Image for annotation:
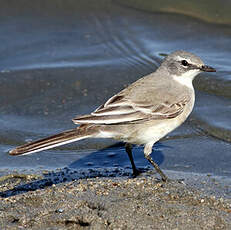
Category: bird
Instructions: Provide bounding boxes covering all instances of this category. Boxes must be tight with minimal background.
[9,50,216,181]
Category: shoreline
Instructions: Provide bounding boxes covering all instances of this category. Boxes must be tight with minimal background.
[0,168,231,229]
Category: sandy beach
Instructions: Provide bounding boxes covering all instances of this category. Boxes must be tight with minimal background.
[0,169,230,229]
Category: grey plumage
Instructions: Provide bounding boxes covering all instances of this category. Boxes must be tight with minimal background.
[9,50,216,181]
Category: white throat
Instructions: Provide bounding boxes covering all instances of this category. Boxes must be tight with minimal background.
[173,69,200,88]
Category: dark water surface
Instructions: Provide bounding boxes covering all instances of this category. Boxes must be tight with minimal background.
[0,0,230,178]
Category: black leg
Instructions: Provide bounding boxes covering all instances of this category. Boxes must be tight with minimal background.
[125,143,141,177]
[144,154,168,182]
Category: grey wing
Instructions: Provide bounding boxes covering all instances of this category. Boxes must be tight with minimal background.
[72,93,190,125]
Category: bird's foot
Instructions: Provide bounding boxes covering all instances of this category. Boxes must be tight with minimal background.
[131,167,149,178]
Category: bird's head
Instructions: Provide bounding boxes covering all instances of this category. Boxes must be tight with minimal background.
[160,50,216,84]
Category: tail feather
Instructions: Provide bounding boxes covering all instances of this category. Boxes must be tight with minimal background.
[9,128,92,156]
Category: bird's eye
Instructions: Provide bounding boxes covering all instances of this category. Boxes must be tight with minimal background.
[181,60,189,66]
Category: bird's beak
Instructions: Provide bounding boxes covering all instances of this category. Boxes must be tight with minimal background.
[200,65,216,72]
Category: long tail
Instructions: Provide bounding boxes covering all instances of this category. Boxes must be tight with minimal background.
[9,126,94,156]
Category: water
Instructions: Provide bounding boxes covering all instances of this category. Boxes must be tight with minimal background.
[0,0,231,178]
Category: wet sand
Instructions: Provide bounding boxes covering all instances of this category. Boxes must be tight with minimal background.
[0,169,230,229]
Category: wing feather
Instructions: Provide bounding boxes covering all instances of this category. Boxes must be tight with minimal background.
[72,94,189,125]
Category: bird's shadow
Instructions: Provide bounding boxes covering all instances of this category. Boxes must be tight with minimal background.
[0,142,171,198]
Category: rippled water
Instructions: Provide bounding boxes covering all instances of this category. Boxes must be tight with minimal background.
[0,0,230,177]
